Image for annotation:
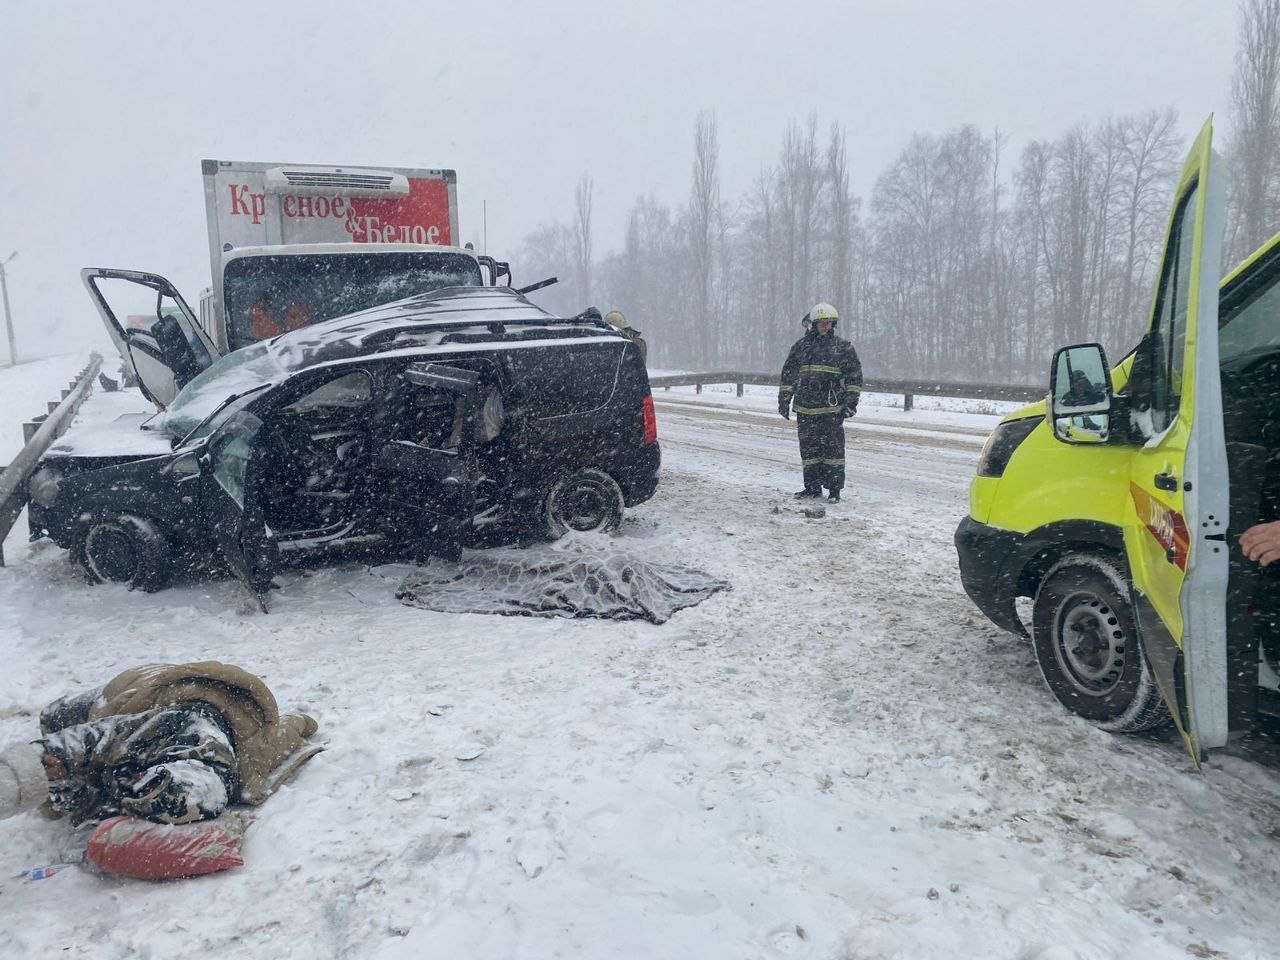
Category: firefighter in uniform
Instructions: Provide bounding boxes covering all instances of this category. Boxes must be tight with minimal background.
[777,303,863,502]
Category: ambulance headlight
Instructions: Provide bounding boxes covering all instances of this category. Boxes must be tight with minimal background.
[977,417,1039,478]
[28,467,62,507]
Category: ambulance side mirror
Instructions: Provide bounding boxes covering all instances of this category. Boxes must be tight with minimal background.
[1049,343,1112,445]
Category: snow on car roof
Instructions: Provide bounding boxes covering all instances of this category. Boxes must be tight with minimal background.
[290,285,563,334]
[156,287,625,438]
[266,285,618,371]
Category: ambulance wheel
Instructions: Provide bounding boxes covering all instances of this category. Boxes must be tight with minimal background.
[1030,555,1171,733]
[541,468,624,539]
[74,514,172,592]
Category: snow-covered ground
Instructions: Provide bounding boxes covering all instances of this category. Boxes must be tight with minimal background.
[1,368,1278,959]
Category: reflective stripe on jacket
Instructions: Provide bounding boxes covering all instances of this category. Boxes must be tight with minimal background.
[778,331,863,413]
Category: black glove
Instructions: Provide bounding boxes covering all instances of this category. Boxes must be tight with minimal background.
[778,395,791,419]
[843,397,858,419]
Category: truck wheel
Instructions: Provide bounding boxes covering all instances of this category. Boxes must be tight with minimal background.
[74,515,172,592]
[541,469,624,539]
[1031,555,1171,733]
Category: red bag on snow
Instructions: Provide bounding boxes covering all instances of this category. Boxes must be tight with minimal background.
[86,815,246,880]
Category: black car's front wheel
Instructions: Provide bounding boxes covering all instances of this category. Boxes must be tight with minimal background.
[541,468,624,539]
[1031,554,1170,733]
[74,514,172,592]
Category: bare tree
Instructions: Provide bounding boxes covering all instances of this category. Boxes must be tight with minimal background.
[1228,0,1280,264]
[986,128,1011,376]
[777,116,823,318]
[612,194,684,367]
[574,173,594,304]
[517,222,578,316]
[825,124,855,338]
[689,111,721,366]
[868,126,994,376]
[1115,110,1181,338]
[741,168,779,361]
[517,103,1189,382]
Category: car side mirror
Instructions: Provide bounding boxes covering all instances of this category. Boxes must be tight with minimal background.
[1049,343,1112,445]
[170,450,203,480]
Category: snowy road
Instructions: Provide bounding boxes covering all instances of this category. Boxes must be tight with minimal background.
[0,373,1278,959]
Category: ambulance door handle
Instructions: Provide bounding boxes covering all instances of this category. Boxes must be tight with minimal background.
[1153,472,1178,492]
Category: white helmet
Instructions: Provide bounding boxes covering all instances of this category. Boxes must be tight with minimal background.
[802,302,839,328]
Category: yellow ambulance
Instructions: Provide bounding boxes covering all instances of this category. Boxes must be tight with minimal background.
[955,117,1280,761]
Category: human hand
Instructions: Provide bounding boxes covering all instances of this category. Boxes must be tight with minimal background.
[843,398,858,419]
[1241,520,1280,567]
[778,396,790,420]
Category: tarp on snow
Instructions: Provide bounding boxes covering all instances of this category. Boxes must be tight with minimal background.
[396,543,730,624]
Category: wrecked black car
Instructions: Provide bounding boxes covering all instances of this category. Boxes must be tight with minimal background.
[28,281,660,607]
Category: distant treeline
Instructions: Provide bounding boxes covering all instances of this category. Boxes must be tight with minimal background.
[515,1,1280,384]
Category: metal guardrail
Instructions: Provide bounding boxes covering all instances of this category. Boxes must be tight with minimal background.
[648,372,1045,410]
[0,353,103,565]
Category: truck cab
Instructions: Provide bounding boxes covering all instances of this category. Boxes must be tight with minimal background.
[199,242,485,352]
[86,159,530,409]
[197,159,476,353]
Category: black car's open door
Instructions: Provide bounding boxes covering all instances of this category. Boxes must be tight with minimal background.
[82,268,221,409]
[375,363,481,563]
[200,410,276,611]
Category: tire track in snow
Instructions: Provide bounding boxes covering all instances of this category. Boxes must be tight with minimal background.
[655,392,996,435]
[646,397,1280,951]
[656,404,976,501]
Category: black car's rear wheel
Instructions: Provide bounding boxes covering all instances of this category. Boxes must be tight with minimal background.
[1031,555,1170,733]
[74,515,172,592]
[541,468,624,539]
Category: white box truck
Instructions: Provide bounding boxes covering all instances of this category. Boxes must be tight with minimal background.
[198,159,500,352]
[82,159,539,407]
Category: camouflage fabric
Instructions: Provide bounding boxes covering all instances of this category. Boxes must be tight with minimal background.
[88,663,320,805]
[40,703,235,826]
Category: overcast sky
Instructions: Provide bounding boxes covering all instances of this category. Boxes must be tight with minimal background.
[0,0,1239,359]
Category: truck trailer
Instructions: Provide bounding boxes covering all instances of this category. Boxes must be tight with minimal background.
[197,159,497,352]
[83,159,534,408]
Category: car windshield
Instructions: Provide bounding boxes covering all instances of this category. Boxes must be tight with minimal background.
[162,342,285,441]
[223,251,483,351]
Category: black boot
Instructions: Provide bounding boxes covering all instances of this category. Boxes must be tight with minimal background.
[827,489,841,503]
[794,488,822,499]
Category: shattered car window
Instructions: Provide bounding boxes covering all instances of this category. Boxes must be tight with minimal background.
[209,411,263,508]
[162,343,284,440]
[282,371,372,413]
[505,343,622,416]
